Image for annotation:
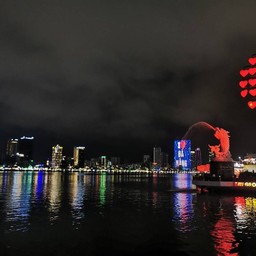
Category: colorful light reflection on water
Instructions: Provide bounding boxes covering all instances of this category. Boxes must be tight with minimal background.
[0,172,256,255]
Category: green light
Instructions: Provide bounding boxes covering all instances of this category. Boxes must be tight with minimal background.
[99,173,106,206]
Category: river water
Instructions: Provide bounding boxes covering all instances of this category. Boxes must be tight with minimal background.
[0,171,255,256]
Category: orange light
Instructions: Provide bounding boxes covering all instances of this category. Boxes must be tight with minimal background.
[197,164,210,172]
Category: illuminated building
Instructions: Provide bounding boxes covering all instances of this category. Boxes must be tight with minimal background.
[153,146,161,166]
[18,136,34,167]
[174,140,191,170]
[51,144,63,169]
[208,148,214,162]
[191,150,195,167]
[100,156,107,168]
[6,139,18,165]
[90,158,98,168]
[241,153,256,172]
[243,153,256,164]
[6,139,18,157]
[143,155,150,163]
[62,156,73,169]
[160,152,169,167]
[195,148,202,167]
[191,148,202,169]
[46,159,50,167]
[111,157,121,166]
[73,146,85,168]
[143,155,151,169]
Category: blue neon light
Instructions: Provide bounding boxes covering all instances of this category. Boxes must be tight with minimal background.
[174,140,191,170]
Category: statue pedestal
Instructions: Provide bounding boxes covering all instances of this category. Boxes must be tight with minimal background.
[210,160,234,181]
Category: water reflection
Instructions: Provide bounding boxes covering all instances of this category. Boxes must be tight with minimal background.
[5,172,33,232]
[172,174,194,233]
[48,172,62,221]
[211,205,238,256]
[0,171,9,193]
[70,173,85,223]
[33,171,44,205]
[99,173,106,207]
[2,172,256,255]
[173,173,192,190]
[235,196,256,235]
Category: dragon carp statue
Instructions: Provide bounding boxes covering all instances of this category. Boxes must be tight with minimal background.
[208,127,233,162]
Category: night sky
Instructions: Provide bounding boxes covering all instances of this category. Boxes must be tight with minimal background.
[0,0,256,164]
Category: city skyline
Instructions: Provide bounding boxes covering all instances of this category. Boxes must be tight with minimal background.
[1,134,171,166]
[0,132,250,168]
[2,2,256,256]
[0,1,256,164]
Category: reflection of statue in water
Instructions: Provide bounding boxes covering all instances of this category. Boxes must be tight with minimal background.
[209,127,232,161]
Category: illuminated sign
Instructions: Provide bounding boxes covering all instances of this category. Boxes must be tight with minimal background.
[239,54,256,109]
[234,181,256,187]
[76,146,85,150]
[174,140,191,169]
[20,136,34,140]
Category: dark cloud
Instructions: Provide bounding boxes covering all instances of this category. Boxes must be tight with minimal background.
[0,0,256,162]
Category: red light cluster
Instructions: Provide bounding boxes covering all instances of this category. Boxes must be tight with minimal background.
[239,55,256,109]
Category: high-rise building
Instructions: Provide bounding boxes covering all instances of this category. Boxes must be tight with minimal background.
[143,155,150,163]
[51,144,63,169]
[6,139,18,157]
[61,156,73,169]
[195,148,202,167]
[73,146,85,168]
[208,149,214,162]
[191,150,196,168]
[191,148,202,169]
[18,136,34,167]
[153,146,162,166]
[90,158,98,168]
[111,157,121,166]
[161,152,169,167]
[6,139,18,165]
[100,156,107,168]
[174,140,191,170]
[142,154,151,169]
